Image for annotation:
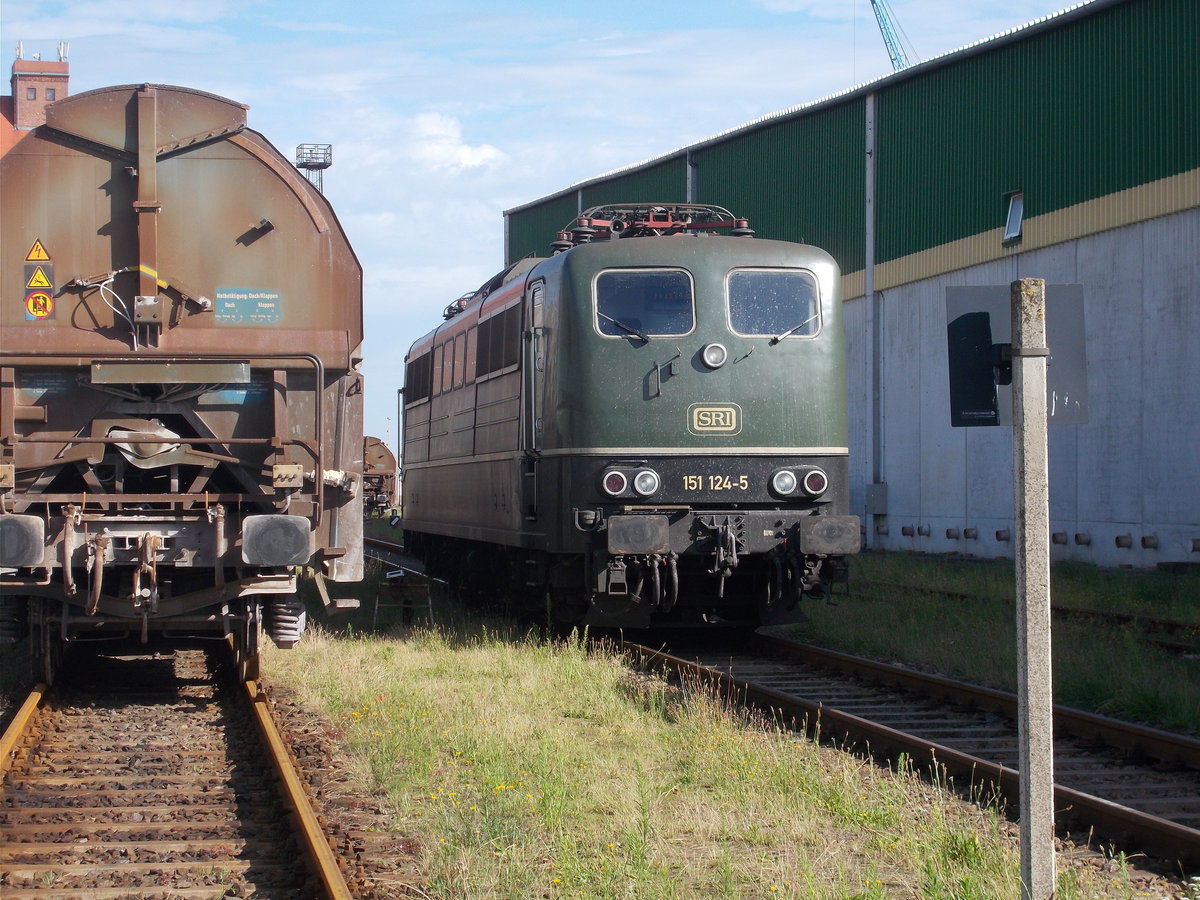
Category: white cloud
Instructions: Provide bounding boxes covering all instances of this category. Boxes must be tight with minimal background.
[408,113,506,172]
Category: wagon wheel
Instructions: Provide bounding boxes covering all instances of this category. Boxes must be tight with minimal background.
[228,597,261,683]
[28,598,64,686]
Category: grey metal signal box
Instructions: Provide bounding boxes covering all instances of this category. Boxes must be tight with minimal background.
[946,284,1088,427]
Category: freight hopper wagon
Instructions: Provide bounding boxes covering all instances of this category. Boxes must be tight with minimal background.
[363,435,399,515]
[401,205,860,628]
[0,85,365,681]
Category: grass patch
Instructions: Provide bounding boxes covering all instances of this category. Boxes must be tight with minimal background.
[262,622,1152,899]
[845,552,1200,623]
[771,552,1200,734]
[364,515,404,543]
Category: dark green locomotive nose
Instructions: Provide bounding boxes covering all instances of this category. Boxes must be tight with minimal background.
[548,237,847,456]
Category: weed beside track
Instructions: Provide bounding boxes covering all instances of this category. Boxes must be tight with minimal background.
[262,623,1190,899]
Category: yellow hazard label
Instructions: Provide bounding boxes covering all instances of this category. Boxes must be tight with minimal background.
[25,239,50,261]
[26,266,53,289]
[25,291,53,318]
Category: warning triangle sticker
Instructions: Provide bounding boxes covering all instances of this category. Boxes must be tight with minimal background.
[25,240,50,261]
[26,266,53,289]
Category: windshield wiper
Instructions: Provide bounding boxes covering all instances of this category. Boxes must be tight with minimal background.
[598,311,651,342]
[769,313,819,345]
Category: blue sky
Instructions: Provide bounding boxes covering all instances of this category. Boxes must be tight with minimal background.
[4,0,1077,448]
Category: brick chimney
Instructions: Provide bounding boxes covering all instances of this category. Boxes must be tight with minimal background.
[11,42,70,130]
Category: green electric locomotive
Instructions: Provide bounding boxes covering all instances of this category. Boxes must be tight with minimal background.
[401,204,859,627]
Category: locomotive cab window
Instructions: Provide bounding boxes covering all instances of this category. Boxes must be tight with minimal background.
[595,269,694,338]
[728,269,821,338]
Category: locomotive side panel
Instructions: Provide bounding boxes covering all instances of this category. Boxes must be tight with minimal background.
[402,341,433,466]
[401,296,527,545]
[402,457,524,547]
[474,372,521,455]
[402,373,524,546]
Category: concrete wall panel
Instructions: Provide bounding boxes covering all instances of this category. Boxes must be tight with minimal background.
[1072,225,1145,528]
[1139,212,1200,528]
[849,207,1200,567]
[879,283,924,518]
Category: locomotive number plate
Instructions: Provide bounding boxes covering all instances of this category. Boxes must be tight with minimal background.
[682,474,749,491]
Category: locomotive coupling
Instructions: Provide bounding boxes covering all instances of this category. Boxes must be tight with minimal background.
[574,509,602,530]
[594,552,679,614]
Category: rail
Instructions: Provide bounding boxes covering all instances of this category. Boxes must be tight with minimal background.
[0,683,44,776]
[0,647,356,898]
[623,633,1200,870]
[245,677,354,900]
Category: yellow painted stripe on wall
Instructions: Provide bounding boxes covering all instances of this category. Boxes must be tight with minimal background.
[842,168,1200,301]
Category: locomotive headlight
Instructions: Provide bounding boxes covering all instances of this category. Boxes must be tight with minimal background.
[701,342,728,369]
[799,467,829,498]
[771,469,799,496]
[602,470,628,497]
[632,469,661,497]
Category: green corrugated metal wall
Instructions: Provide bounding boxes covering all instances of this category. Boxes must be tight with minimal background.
[694,99,865,269]
[506,0,1198,272]
[581,158,688,212]
[507,193,578,261]
[506,159,689,262]
[876,0,1199,262]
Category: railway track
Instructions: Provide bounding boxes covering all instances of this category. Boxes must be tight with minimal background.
[363,536,440,587]
[0,643,354,900]
[627,631,1200,874]
[362,536,418,573]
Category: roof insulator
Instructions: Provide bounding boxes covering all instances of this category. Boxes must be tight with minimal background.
[571,220,598,243]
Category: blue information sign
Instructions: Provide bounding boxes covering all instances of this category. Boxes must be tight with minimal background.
[215,288,283,324]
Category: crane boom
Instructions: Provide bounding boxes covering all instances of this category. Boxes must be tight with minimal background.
[869,0,917,71]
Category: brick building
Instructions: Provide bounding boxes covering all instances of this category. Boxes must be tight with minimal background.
[1,44,69,156]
